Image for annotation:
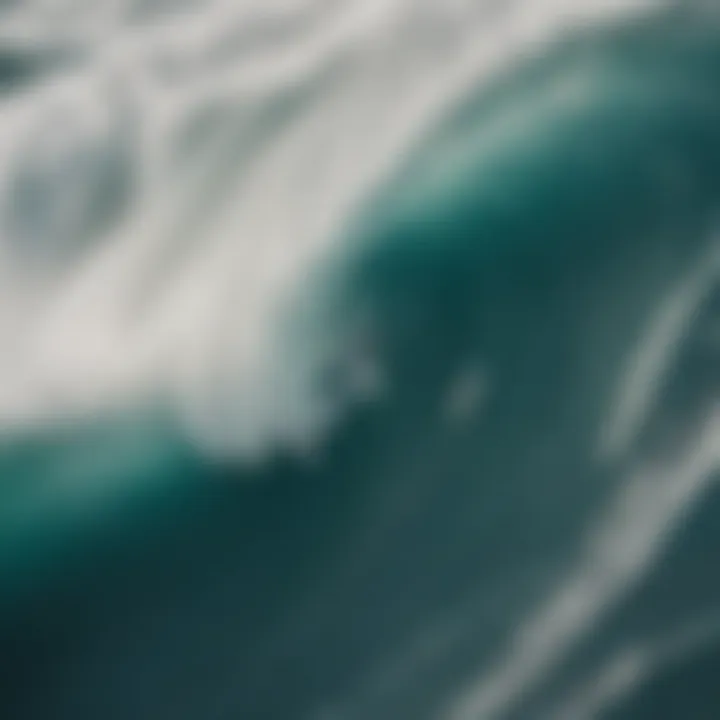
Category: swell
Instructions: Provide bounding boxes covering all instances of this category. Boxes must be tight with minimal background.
[4,6,720,720]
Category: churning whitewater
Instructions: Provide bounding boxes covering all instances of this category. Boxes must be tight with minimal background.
[0,0,655,456]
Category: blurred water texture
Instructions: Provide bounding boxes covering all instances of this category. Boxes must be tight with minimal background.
[3,2,720,719]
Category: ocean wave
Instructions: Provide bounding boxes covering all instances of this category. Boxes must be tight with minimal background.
[4,4,720,720]
[0,0,661,462]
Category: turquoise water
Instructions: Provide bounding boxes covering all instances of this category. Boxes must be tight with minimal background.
[3,4,720,719]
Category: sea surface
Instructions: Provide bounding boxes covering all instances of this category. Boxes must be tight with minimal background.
[2,2,720,719]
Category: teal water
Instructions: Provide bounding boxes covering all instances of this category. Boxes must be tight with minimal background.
[3,5,720,720]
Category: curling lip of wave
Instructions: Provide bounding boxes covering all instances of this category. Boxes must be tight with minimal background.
[0,0,658,459]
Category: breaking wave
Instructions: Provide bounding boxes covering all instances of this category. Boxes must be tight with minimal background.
[4,3,720,720]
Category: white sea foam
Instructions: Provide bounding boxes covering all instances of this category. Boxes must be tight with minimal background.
[0,0,662,460]
[600,242,720,459]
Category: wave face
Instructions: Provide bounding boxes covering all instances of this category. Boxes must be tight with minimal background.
[4,3,720,719]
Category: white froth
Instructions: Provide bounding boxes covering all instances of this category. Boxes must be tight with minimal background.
[0,0,661,459]
[600,242,720,459]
